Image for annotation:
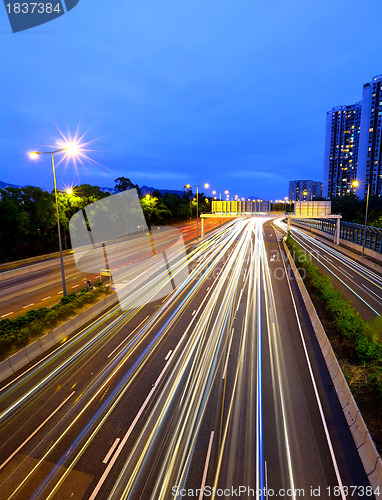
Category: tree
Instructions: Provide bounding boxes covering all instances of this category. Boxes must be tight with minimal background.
[114,177,141,196]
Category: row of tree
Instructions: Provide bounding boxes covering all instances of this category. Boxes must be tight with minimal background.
[0,178,209,262]
[1,179,380,263]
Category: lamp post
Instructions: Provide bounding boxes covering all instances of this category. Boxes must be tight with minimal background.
[185,183,209,239]
[30,148,68,296]
[352,180,370,256]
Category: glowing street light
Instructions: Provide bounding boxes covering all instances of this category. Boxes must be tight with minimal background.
[185,183,210,239]
[29,145,80,296]
[352,180,370,256]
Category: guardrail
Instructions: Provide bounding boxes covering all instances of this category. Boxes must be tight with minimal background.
[0,249,73,272]
[283,239,382,495]
[295,218,382,254]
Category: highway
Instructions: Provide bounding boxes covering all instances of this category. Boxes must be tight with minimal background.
[0,218,227,320]
[0,217,373,499]
[272,218,382,322]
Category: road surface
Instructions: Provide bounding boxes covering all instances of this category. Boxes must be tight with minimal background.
[0,217,374,499]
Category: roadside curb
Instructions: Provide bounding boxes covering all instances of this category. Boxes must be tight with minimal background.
[0,292,120,385]
[282,238,382,496]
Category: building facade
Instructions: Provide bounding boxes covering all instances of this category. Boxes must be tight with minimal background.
[323,75,382,199]
[356,75,382,198]
[323,102,362,198]
[289,180,322,201]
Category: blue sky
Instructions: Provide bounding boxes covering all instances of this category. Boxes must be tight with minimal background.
[1,0,382,199]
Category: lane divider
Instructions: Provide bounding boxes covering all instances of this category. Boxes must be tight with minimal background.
[198,431,214,500]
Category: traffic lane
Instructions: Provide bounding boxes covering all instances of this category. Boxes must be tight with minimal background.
[274,219,382,322]
[0,263,100,319]
[0,220,239,408]
[80,223,251,498]
[0,220,230,319]
[177,242,252,494]
[213,248,262,492]
[264,220,371,495]
[290,228,382,321]
[0,226,242,496]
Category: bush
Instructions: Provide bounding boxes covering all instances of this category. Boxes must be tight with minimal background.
[0,284,109,358]
[17,328,30,346]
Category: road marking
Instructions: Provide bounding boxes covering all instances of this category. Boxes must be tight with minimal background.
[338,267,353,279]
[165,350,172,361]
[0,391,75,471]
[361,283,382,303]
[199,431,214,500]
[71,284,80,289]
[236,288,244,312]
[22,303,34,309]
[58,291,64,294]
[107,315,150,359]
[192,309,196,316]
[206,287,210,291]
[42,296,51,301]
[222,329,234,380]
[102,438,120,464]
[1,312,14,318]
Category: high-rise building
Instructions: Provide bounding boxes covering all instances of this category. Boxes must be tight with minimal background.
[289,180,322,201]
[323,102,362,198]
[356,75,382,198]
[323,75,382,199]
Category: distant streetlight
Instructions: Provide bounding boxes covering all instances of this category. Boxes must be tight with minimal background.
[30,147,69,296]
[185,183,210,239]
[352,180,370,256]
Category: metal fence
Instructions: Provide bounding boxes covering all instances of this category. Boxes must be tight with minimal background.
[295,218,382,254]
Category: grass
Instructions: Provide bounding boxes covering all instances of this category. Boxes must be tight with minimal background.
[285,233,382,452]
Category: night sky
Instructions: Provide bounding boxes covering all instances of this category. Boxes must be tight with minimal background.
[1,0,382,200]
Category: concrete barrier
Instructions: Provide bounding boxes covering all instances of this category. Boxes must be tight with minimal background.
[39,333,56,352]
[9,350,30,374]
[25,340,44,362]
[0,358,14,381]
[52,325,68,343]
[283,239,382,493]
[0,254,74,282]
[358,434,382,476]
[369,458,382,499]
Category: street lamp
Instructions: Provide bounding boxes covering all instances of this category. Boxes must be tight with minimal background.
[30,147,69,296]
[352,180,370,256]
[185,183,210,239]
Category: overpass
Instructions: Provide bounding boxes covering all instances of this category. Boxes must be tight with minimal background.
[202,201,342,243]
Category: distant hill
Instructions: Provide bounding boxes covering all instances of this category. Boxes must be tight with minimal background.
[140,185,185,197]
[0,180,22,189]
[0,180,186,197]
